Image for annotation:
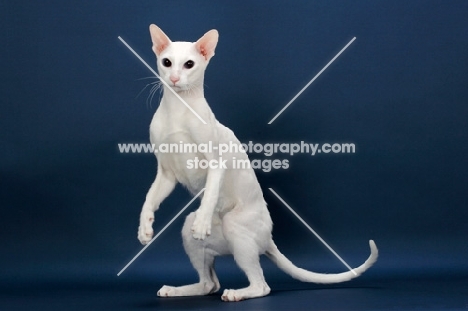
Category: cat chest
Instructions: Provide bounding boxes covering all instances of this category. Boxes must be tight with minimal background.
[152,131,209,192]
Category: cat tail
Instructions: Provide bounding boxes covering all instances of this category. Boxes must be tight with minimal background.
[265,240,378,284]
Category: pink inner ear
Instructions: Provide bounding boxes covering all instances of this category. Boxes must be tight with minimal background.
[200,47,208,59]
[156,43,169,55]
[150,25,171,55]
[195,30,218,60]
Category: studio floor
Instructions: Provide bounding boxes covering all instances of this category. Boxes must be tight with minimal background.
[2,276,467,310]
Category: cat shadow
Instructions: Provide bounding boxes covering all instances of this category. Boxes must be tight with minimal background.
[131,293,222,310]
[129,286,382,310]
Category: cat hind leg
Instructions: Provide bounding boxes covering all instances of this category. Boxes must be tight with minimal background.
[158,212,221,297]
[221,212,271,302]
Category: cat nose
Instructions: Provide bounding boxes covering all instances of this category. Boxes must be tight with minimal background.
[170,76,180,84]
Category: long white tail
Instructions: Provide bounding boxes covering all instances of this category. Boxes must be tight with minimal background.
[265,240,378,284]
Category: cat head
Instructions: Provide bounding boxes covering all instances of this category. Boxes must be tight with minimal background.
[149,24,218,93]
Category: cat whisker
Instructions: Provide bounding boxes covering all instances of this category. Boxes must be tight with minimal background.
[136,80,159,102]
[147,82,163,108]
[147,84,158,108]
[137,76,160,81]
[186,84,195,96]
[133,76,164,109]
[186,83,201,96]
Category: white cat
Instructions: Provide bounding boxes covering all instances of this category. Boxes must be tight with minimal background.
[137,24,378,302]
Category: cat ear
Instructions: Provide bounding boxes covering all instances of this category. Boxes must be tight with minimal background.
[149,24,171,56]
[195,29,218,61]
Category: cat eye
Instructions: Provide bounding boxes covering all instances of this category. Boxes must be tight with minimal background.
[184,60,194,69]
[162,58,172,67]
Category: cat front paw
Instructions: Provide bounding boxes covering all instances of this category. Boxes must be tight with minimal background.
[191,214,211,240]
[138,208,154,245]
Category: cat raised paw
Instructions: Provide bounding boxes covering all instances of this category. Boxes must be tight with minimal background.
[138,208,154,245]
[191,213,211,240]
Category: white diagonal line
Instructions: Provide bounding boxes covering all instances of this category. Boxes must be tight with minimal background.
[118,36,207,125]
[268,188,356,275]
[268,37,356,124]
[117,188,205,276]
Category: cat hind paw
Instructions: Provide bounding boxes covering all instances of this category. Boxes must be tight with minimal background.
[157,285,177,297]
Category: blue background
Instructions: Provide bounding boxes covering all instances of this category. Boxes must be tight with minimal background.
[2,0,467,309]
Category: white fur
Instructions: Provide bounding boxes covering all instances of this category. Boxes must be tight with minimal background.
[137,24,378,302]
